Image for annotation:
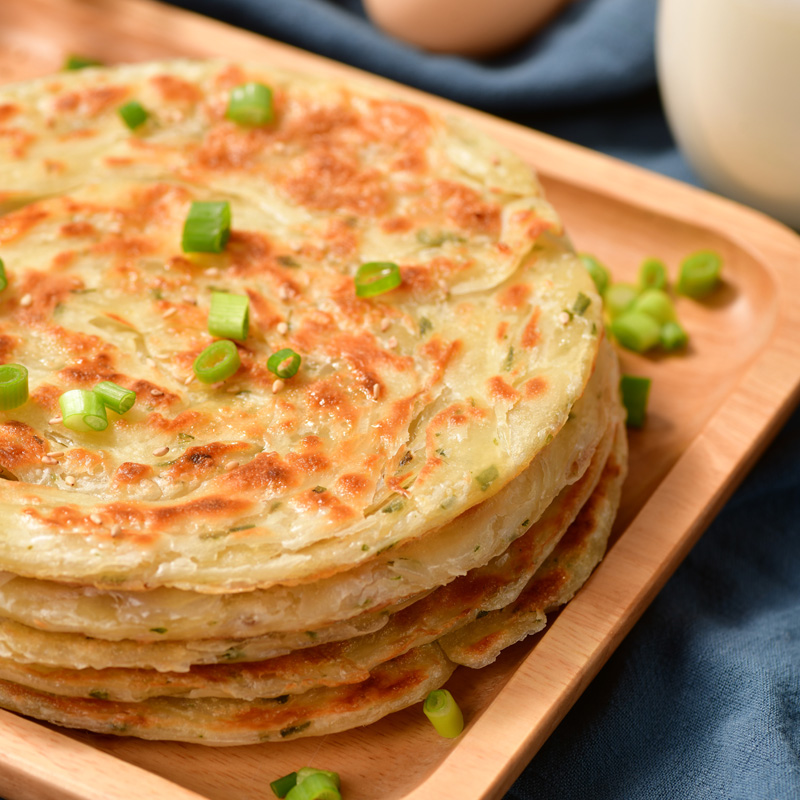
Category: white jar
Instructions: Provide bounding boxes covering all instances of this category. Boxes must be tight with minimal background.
[657,0,800,229]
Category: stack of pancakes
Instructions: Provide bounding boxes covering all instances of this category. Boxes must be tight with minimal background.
[0,60,626,744]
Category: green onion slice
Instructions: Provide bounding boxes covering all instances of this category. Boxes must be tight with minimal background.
[579,253,610,296]
[295,769,340,790]
[660,320,689,351]
[638,257,668,291]
[182,201,232,254]
[63,55,102,70]
[611,311,662,353]
[620,374,651,428]
[677,250,723,298]
[208,291,249,341]
[193,340,241,384]
[631,288,676,325]
[59,389,109,432]
[0,364,28,410]
[270,772,298,798]
[0,259,7,292]
[226,82,275,126]
[267,348,301,379]
[423,689,464,738]
[118,100,149,130]
[354,261,402,298]
[604,283,639,319]
[93,381,136,414]
[285,773,341,800]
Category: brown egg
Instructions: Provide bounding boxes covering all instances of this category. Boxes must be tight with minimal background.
[363,0,575,57]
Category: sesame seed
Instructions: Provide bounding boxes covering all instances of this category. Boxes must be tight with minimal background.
[387,336,398,349]
[380,318,391,331]
[48,416,63,426]
[19,294,33,307]
[64,475,76,486]
[146,358,157,369]
[226,385,240,394]
[559,311,571,325]
[438,280,449,293]
[184,374,195,386]
[372,383,380,399]
[150,388,164,397]
[210,381,225,390]
[152,446,169,457]
[90,514,103,525]
[48,451,65,459]
[272,379,285,394]
[204,267,220,277]
[276,322,289,335]
[162,307,178,318]
[224,460,239,471]
[41,455,58,466]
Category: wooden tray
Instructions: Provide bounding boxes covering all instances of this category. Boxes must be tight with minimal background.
[2,1,800,798]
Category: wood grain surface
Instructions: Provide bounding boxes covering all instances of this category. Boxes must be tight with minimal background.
[1,1,800,798]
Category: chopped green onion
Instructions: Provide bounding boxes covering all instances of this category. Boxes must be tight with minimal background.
[226,82,275,126]
[193,340,241,384]
[59,389,108,432]
[285,773,341,800]
[182,201,231,254]
[63,55,102,70]
[0,259,7,292]
[423,688,464,738]
[354,261,402,298]
[638,258,668,291]
[118,100,149,130]
[267,348,301,379]
[604,283,639,319]
[572,292,591,316]
[295,769,340,790]
[611,311,661,353]
[93,381,136,414]
[270,772,298,798]
[208,292,249,341]
[475,464,499,492]
[631,289,676,325]
[579,253,610,296]
[677,250,723,298]
[0,364,28,410]
[660,320,689,351]
[620,374,651,428]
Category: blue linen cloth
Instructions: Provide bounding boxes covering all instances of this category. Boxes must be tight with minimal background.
[162,1,800,797]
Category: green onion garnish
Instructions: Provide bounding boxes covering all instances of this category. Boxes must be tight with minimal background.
[631,288,676,325]
[0,364,28,410]
[226,82,275,126]
[660,320,689,351]
[63,55,102,70]
[285,772,341,800]
[610,311,661,353]
[354,262,402,298]
[208,292,249,341]
[118,100,149,130]
[604,283,639,319]
[620,374,651,428]
[59,389,108,432]
[267,348,301,379]
[0,259,7,292]
[270,772,298,798]
[572,292,591,316]
[193,340,241,384]
[677,250,722,298]
[295,770,341,790]
[638,258,668,291]
[579,253,610,296]
[423,689,464,738]
[181,201,231,254]
[93,381,136,414]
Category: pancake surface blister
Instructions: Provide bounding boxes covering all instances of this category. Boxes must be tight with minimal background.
[0,59,626,742]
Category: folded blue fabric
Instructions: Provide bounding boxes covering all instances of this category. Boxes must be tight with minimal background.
[164,1,800,796]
